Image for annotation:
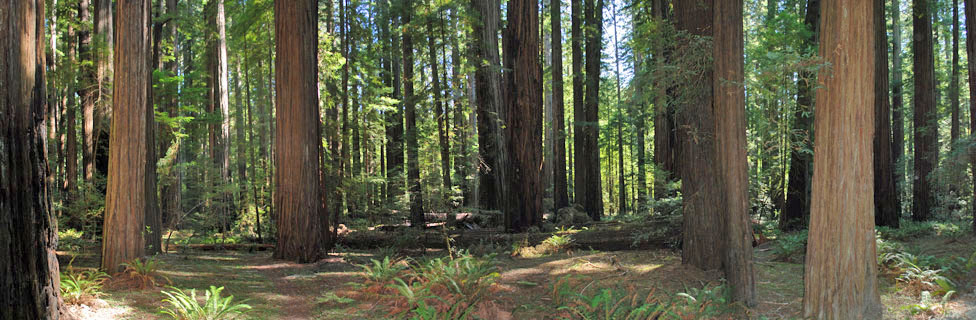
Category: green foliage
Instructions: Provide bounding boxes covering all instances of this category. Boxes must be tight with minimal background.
[772,230,807,262]
[901,290,954,317]
[556,287,666,320]
[359,256,407,284]
[57,229,88,252]
[159,286,252,320]
[669,283,734,318]
[60,267,110,305]
[889,252,956,297]
[386,252,500,319]
[120,256,171,289]
[542,233,575,252]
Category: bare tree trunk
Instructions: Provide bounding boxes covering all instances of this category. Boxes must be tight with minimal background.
[503,0,543,232]
[207,0,232,230]
[912,0,937,221]
[427,12,452,200]
[582,0,603,220]
[403,0,425,226]
[965,0,976,234]
[1,0,64,315]
[803,0,882,317]
[160,0,181,230]
[552,0,569,210]
[102,0,151,273]
[713,0,756,306]
[471,0,505,212]
[571,0,586,208]
[892,0,905,188]
[875,0,900,228]
[273,0,325,263]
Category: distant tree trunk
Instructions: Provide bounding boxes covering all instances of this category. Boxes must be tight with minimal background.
[273,0,325,263]
[80,0,98,183]
[403,0,425,226]
[582,0,603,220]
[892,0,905,185]
[102,0,151,273]
[207,0,232,230]
[674,0,725,272]
[471,0,505,212]
[571,0,586,208]
[427,14,452,198]
[243,49,261,242]
[713,0,756,306]
[951,0,961,148]
[552,0,569,210]
[160,0,181,229]
[652,1,676,202]
[610,0,626,214]
[1,0,64,316]
[234,63,248,228]
[782,0,819,231]
[803,0,883,317]
[383,0,404,205]
[912,0,937,221]
[965,0,976,234]
[449,10,469,207]
[875,0,900,228]
[502,0,543,232]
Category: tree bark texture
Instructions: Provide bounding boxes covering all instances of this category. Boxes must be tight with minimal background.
[102,0,152,273]
[208,0,233,230]
[965,0,976,234]
[503,0,543,232]
[471,0,505,212]
[403,0,425,226]
[571,0,586,207]
[0,0,64,316]
[892,0,905,181]
[713,0,757,306]
[803,0,883,317]
[552,0,569,210]
[582,0,603,220]
[273,0,325,263]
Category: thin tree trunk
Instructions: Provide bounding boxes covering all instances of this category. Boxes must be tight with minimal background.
[875,0,900,228]
[385,2,404,205]
[571,0,586,208]
[803,0,882,317]
[892,0,906,189]
[102,0,151,273]
[273,0,325,263]
[403,0,425,226]
[610,0,626,214]
[80,0,98,183]
[1,0,64,315]
[912,0,937,221]
[234,63,248,230]
[782,0,819,231]
[552,0,569,210]
[427,11,452,199]
[583,0,604,220]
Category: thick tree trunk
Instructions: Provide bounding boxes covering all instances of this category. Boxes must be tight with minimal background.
[782,0,819,231]
[552,0,569,210]
[1,0,64,316]
[912,0,937,221]
[471,0,505,212]
[966,0,976,234]
[403,0,425,226]
[273,0,325,263]
[674,0,725,272]
[502,0,543,232]
[875,0,900,228]
[582,0,603,221]
[803,0,882,317]
[102,0,152,273]
[713,0,756,306]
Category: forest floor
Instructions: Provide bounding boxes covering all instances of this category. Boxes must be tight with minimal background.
[58,227,976,319]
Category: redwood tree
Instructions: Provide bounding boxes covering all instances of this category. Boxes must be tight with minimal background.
[502,0,543,231]
[912,0,937,221]
[966,0,976,234]
[102,0,152,273]
[403,0,425,226]
[803,0,882,317]
[471,0,505,212]
[582,0,603,220]
[273,0,325,263]
[1,0,64,316]
[781,0,819,231]
[874,0,899,228]
[552,0,569,210]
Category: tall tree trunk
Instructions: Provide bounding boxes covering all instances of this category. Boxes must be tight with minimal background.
[951,0,961,147]
[714,0,756,306]
[449,10,469,207]
[80,0,98,183]
[912,0,937,221]
[471,0,505,212]
[243,48,261,242]
[582,0,603,220]
[207,0,232,230]
[273,0,325,263]
[503,0,543,231]
[781,0,820,231]
[803,0,883,317]
[652,1,676,202]
[427,12,452,199]
[102,0,152,273]
[1,0,64,316]
[403,0,425,226]
[674,0,724,272]
[610,0,626,214]
[892,0,905,188]
[875,0,900,228]
[571,0,586,208]
[552,0,569,210]
[234,63,248,229]
[385,2,404,205]
[965,0,976,234]
[160,0,181,229]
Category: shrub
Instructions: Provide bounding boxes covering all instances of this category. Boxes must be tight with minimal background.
[556,287,666,320]
[385,252,500,319]
[359,256,407,284]
[891,252,956,297]
[772,230,807,262]
[60,268,110,305]
[668,283,734,318]
[159,286,251,320]
[120,256,171,289]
